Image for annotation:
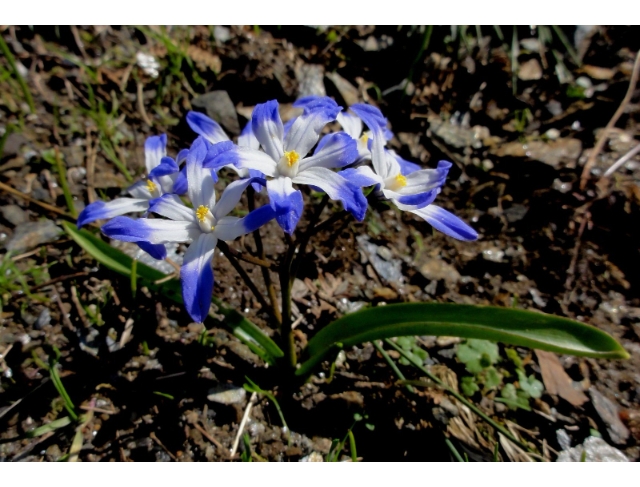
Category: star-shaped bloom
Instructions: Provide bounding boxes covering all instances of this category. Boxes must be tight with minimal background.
[186,110,263,190]
[340,104,478,241]
[101,137,276,323]
[76,134,187,258]
[203,98,366,234]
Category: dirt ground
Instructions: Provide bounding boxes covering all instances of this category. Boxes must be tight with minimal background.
[1,25,639,462]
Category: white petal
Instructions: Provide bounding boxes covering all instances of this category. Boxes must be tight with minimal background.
[299,132,358,171]
[251,100,284,161]
[228,147,278,176]
[126,180,152,199]
[284,105,338,156]
[144,134,167,174]
[77,198,149,227]
[102,217,200,244]
[148,194,197,223]
[337,111,363,140]
[187,137,216,209]
[212,178,255,220]
[410,205,478,241]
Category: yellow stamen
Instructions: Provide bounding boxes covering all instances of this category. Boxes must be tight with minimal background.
[146,179,157,193]
[196,205,209,223]
[360,133,369,145]
[283,150,300,167]
[395,174,407,187]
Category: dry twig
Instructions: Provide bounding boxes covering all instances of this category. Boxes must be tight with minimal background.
[230,391,258,459]
[580,50,640,189]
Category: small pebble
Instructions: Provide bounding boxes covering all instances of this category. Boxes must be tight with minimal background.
[207,384,246,405]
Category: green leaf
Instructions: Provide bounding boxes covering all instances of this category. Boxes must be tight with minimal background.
[61,222,283,361]
[517,370,544,399]
[461,376,479,396]
[496,383,531,411]
[456,342,481,364]
[296,303,628,377]
[505,347,523,369]
[484,366,503,390]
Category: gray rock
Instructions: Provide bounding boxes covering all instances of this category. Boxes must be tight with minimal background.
[482,247,505,263]
[557,436,628,462]
[518,58,543,81]
[490,138,582,168]
[5,220,62,253]
[34,308,51,330]
[192,91,240,135]
[1,132,28,158]
[325,72,359,106]
[207,384,246,405]
[504,204,528,223]
[357,235,402,283]
[419,257,460,284]
[590,388,630,445]
[299,452,323,462]
[556,429,572,451]
[213,26,231,43]
[295,64,326,98]
[0,205,29,226]
[428,116,490,150]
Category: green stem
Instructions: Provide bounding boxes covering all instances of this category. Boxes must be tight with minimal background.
[0,34,35,113]
[373,340,415,393]
[48,365,78,421]
[384,338,532,453]
[445,438,466,462]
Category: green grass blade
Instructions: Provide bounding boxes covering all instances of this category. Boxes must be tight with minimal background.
[244,376,291,445]
[53,148,78,218]
[297,303,628,377]
[61,221,283,360]
[0,34,35,113]
[551,25,582,67]
[27,416,73,438]
[130,258,137,299]
[445,438,466,462]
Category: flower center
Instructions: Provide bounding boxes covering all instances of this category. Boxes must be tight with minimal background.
[146,179,158,194]
[195,205,215,233]
[277,150,301,178]
[359,133,369,145]
[283,150,300,167]
[385,173,408,191]
[195,205,209,222]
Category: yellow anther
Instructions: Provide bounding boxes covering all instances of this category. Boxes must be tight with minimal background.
[360,133,369,145]
[283,150,300,167]
[146,179,157,193]
[196,205,209,223]
[395,174,407,187]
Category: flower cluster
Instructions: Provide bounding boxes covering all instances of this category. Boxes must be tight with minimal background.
[78,96,477,323]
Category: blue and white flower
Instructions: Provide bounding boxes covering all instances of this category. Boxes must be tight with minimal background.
[186,110,263,188]
[77,135,178,227]
[76,134,187,259]
[204,98,367,234]
[341,103,478,241]
[101,137,276,323]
